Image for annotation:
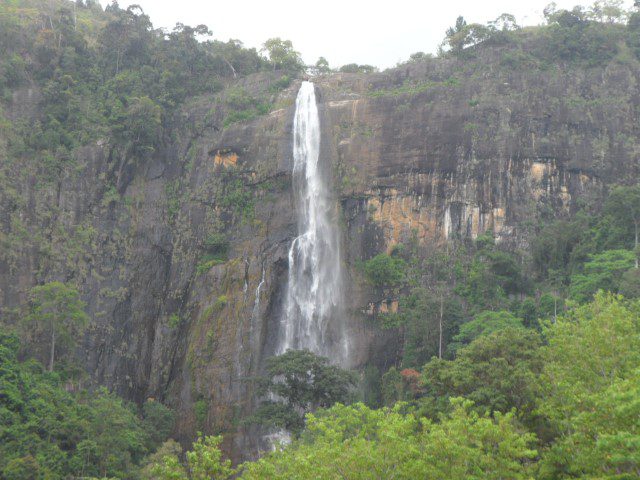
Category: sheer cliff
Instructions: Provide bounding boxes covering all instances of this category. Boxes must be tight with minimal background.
[2,46,640,457]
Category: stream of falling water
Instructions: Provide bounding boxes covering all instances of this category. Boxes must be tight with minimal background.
[252,265,265,325]
[276,81,346,360]
[263,81,347,450]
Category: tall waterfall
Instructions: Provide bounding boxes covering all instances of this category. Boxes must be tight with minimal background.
[277,81,347,361]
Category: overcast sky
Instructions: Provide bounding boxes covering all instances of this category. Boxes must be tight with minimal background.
[98,0,634,69]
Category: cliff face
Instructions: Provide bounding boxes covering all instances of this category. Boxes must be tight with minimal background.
[2,52,640,457]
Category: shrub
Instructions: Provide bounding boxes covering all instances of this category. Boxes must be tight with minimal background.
[364,253,406,288]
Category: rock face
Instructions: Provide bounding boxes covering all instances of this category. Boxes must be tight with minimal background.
[1,53,639,458]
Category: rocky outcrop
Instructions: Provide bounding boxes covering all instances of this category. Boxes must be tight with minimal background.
[1,51,639,459]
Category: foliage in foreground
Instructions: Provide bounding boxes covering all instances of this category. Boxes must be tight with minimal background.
[0,332,173,479]
[241,400,536,480]
[148,293,640,480]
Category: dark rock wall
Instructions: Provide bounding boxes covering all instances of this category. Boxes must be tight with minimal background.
[1,55,639,458]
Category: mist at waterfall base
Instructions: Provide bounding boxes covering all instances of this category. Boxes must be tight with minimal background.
[276,81,348,363]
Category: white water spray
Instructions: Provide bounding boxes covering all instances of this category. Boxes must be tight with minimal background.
[252,265,265,324]
[277,81,346,360]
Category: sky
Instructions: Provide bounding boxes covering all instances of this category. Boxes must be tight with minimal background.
[98,0,634,69]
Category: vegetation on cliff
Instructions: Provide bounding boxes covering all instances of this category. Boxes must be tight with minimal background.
[2,0,640,478]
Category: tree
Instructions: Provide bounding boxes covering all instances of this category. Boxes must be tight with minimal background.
[167,23,213,77]
[140,440,183,480]
[381,367,404,406]
[569,249,635,303]
[126,96,162,153]
[363,253,406,288]
[619,266,640,298]
[539,292,640,430]
[110,95,162,157]
[443,16,491,54]
[460,234,529,309]
[142,399,176,451]
[391,288,463,367]
[531,214,590,280]
[0,334,155,479]
[261,38,304,72]
[240,400,537,480]
[338,63,377,73]
[2,456,40,480]
[314,56,331,74]
[489,13,519,31]
[26,282,89,371]
[247,350,356,435]
[99,3,153,74]
[538,370,640,479]
[449,310,524,352]
[421,328,543,423]
[150,435,235,480]
[537,293,640,478]
[409,51,431,62]
[604,185,640,268]
[588,0,627,23]
[446,16,467,40]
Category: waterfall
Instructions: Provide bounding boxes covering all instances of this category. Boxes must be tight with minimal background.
[252,265,265,324]
[277,81,347,361]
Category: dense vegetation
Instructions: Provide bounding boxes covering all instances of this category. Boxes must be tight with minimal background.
[0,0,306,193]
[2,0,640,478]
[0,332,175,479]
[141,292,640,479]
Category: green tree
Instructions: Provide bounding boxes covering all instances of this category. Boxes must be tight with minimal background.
[314,56,331,74]
[363,253,406,288]
[393,288,463,366]
[26,282,89,372]
[531,214,590,280]
[142,399,176,451]
[186,435,234,480]
[261,38,304,72]
[538,369,640,479]
[0,333,155,479]
[2,456,40,480]
[421,327,543,422]
[111,95,162,157]
[539,292,640,424]
[455,234,528,311]
[444,16,492,54]
[248,350,356,435]
[619,266,640,298]
[338,63,377,73]
[537,293,640,478]
[569,249,635,302]
[241,400,536,480]
[449,310,524,352]
[140,439,183,480]
[381,366,404,406]
[149,435,236,480]
[445,15,468,53]
[151,435,235,480]
[604,185,640,267]
[99,3,154,75]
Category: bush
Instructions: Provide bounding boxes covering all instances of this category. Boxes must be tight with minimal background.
[569,249,635,303]
[0,334,162,479]
[364,253,406,288]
